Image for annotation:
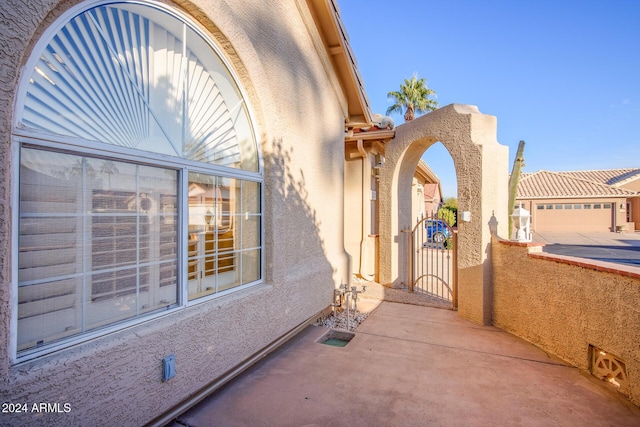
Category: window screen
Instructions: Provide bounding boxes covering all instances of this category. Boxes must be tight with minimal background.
[18,147,178,351]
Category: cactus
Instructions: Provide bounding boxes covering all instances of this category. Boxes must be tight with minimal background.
[508,141,526,238]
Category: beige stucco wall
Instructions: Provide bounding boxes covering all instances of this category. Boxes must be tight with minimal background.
[378,104,509,324]
[492,239,640,404]
[0,0,350,425]
[344,152,379,282]
[412,178,424,221]
[630,197,640,230]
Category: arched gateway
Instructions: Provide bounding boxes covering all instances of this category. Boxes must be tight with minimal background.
[378,104,509,325]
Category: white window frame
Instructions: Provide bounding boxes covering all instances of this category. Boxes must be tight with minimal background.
[11,0,264,363]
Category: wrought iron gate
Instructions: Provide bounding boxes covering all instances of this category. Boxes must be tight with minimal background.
[406,213,458,309]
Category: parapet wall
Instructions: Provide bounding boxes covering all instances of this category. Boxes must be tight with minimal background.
[492,238,640,404]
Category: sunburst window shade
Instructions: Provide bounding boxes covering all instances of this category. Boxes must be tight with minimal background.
[19,3,258,172]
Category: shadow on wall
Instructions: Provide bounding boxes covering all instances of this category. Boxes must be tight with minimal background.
[263,138,336,318]
[226,3,322,125]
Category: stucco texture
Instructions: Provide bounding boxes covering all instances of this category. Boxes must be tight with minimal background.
[377,104,509,324]
[0,0,350,425]
[493,239,640,404]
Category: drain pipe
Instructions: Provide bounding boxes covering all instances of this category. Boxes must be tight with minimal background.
[338,139,367,332]
[356,139,368,281]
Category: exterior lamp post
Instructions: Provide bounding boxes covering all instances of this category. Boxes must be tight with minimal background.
[204,209,213,232]
[511,203,531,242]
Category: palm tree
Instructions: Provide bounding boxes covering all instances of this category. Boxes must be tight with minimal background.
[386,74,438,122]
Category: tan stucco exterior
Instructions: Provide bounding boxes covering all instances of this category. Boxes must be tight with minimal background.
[378,104,509,325]
[344,147,381,282]
[0,1,356,424]
[493,239,640,404]
[518,197,629,233]
[343,140,441,284]
[5,0,635,424]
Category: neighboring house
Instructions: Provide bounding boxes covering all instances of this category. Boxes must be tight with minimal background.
[424,183,442,214]
[416,160,443,216]
[0,0,375,425]
[516,169,640,232]
[412,160,441,221]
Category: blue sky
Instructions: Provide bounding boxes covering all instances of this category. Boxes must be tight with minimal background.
[338,1,640,198]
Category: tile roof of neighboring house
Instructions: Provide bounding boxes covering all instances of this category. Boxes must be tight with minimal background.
[558,169,640,187]
[517,169,639,199]
[423,183,439,200]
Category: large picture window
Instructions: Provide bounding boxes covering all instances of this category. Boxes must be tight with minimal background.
[13,1,262,360]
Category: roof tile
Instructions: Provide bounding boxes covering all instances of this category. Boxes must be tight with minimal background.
[518,169,639,198]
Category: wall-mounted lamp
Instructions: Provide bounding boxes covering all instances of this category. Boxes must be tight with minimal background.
[372,156,385,180]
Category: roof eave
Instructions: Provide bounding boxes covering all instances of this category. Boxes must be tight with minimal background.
[306,0,373,128]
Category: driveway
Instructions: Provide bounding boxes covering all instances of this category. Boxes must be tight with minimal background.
[532,231,640,268]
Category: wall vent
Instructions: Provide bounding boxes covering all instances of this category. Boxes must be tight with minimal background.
[590,345,628,394]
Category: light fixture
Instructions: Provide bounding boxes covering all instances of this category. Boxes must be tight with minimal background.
[204,209,213,231]
[511,203,531,242]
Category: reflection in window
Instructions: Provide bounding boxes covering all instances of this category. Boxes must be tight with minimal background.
[187,173,261,300]
[18,148,178,351]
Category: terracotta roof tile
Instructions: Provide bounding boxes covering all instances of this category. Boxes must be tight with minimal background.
[518,170,639,199]
[557,169,640,187]
[423,183,439,199]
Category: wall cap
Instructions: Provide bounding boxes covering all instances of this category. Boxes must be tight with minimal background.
[529,252,640,279]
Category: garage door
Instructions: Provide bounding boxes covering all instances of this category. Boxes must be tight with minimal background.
[533,202,613,232]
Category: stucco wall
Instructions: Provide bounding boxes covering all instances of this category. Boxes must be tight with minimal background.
[631,197,640,230]
[0,0,349,425]
[378,104,509,325]
[492,238,640,404]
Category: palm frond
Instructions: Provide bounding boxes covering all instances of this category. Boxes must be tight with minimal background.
[386,74,438,121]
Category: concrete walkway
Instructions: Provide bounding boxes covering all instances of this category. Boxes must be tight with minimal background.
[171,301,640,426]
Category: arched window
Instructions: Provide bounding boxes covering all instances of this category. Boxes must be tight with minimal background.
[13,1,262,360]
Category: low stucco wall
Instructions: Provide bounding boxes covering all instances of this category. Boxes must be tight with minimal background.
[492,238,640,404]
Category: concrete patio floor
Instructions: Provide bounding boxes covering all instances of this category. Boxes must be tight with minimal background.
[169,300,640,426]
